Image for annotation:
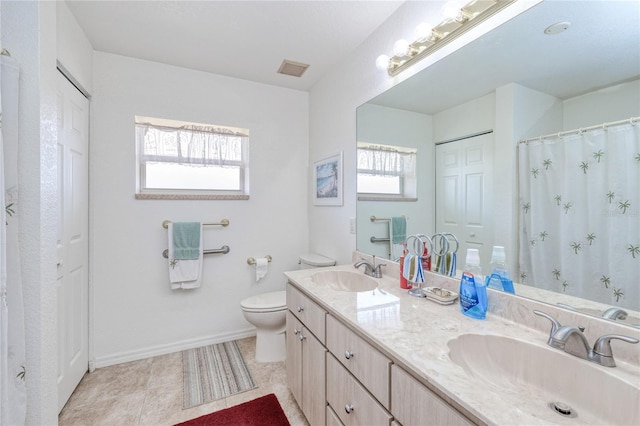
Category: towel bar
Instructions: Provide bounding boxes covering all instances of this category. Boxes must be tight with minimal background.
[370,215,390,222]
[370,215,408,222]
[162,219,229,229]
[162,245,230,259]
[370,236,390,243]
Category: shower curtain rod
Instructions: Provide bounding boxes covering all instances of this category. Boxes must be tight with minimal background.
[519,116,639,144]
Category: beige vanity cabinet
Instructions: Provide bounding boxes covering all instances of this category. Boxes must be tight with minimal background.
[391,365,473,426]
[326,314,391,407]
[287,281,475,426]
[326,405,344,426]
[327,354,393,426]
[286,284,327,426]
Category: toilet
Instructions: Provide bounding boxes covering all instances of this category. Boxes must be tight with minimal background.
[240,253,335,363]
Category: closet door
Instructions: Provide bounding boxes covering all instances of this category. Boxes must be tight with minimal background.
[435,132,494,266]
[56,71,89,412]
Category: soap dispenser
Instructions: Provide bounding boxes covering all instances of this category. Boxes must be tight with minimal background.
[485,246,515,294]
[459,248,487,319]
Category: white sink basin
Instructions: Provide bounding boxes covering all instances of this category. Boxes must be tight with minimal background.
[310,270,378,292]
[448,333,640,425]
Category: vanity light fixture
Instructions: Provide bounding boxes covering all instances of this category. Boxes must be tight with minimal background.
[377,0,516,76]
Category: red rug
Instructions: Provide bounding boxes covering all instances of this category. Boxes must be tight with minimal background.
[175,393,290,426]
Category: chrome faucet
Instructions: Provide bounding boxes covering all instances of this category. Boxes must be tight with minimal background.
[354,256,386,278]
[602,307,628,321]
[534,310,639,367]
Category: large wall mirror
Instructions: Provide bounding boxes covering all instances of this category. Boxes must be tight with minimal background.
[356,1,640,327]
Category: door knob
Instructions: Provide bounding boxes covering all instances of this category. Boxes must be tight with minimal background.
[344,350,354,359]
[345,404,354,414]
[297,306,304,313]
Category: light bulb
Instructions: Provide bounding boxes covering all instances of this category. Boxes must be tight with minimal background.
[414,23,434,41]
[375,54,390,70]
[393,39,410,56]
[441,0,462,20]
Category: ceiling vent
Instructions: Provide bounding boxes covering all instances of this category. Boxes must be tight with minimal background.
[277,60,309,78]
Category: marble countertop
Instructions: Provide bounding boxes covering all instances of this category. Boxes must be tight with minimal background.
[284,263,640,426]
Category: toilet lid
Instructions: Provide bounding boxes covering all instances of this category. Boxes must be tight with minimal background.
[240,290,287,312]
[299,253,336,267]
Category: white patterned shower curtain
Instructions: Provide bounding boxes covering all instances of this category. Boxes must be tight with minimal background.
[518,119,640,311]
[1,54,26,426]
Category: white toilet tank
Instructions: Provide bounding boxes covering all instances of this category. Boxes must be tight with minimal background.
[299,253,336,269]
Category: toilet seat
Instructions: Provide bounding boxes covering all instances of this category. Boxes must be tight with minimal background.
[240,290,287,313]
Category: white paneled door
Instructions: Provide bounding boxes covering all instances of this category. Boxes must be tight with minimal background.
[435,132,494,267]
[56,71,89,412]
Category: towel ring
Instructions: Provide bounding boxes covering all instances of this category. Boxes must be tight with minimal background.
[441,232,460,254]
[405,234,433,258]
[247,255,272,265]
[431,233,450,258]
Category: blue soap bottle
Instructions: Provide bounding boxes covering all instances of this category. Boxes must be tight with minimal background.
[485,246,515,294]
[459,248,487,319]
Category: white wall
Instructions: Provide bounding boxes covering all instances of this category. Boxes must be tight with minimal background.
[563,79,640,129]
[356,103,432,258]
[90,52,309,366]
[433,92,496,143]
[1,1,59,424]
[56,0,93,95]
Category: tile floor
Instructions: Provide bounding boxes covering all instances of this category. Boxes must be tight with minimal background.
[59,337,309,426]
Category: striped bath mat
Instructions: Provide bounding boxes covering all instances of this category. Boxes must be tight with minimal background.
[182,340,257,409]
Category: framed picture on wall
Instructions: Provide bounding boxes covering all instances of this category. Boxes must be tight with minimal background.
[313,151,343,206]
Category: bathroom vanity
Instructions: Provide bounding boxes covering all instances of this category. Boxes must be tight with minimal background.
[284,258,640,425]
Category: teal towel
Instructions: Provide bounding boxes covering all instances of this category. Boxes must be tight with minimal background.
[172,222,201,260]
[391,216,406,244]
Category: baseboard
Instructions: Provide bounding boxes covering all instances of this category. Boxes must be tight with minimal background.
[93,327,256,369]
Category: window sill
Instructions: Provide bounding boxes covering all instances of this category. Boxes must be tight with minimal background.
[135,193,249,200]
[357,196,418,202]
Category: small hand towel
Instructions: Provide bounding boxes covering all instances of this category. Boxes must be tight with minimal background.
[168,222,203,289]
[391,216,407,244]
[402,254,424,284]
[172,222,201,260]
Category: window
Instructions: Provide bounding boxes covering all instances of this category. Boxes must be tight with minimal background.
[357,142,417,200]
[135,116,249,200]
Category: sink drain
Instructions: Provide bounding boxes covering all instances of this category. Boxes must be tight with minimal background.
[549,401,577,418]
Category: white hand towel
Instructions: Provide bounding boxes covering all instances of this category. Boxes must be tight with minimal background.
[167,223,203,289]
[255,257,269,282]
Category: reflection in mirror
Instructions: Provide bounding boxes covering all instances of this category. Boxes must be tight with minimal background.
[356,1,640,326]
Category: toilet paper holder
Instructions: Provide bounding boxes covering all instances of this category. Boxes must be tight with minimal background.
[247,255,272,265]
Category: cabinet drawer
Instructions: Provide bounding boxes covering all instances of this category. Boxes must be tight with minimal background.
[327,405,345,426]
[287,283,326,343]
[391,365,473,426]
[326,314,391,407]
[327,354,392,426]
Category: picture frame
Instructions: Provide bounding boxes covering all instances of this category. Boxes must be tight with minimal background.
[313,151,343,206]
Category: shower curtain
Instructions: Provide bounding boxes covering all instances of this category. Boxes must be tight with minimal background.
[518,120,640,311]
[1,54,26,426]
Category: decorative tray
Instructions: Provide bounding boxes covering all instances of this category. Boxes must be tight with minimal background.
[424,286,458,305]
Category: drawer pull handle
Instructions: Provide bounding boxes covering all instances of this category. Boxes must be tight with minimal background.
[344,350,354,359]
[297,306,304,313]
[293,328,300,335]
[345,404,354,414]
[298,334,306,341]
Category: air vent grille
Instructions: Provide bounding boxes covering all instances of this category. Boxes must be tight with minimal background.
[277,60,309,78]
